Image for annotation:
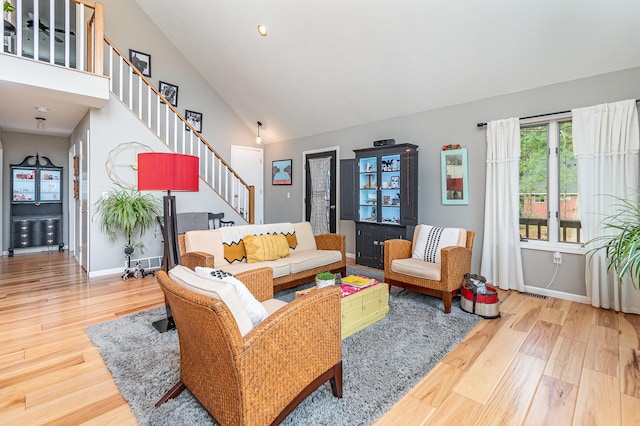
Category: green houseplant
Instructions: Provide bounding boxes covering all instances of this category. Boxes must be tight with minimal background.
[94,188,162,254]
[315,271,337,288]
[4,1,15,13]
[585,194,640,290]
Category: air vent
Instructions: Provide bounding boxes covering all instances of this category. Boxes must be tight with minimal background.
[520,291,547,299]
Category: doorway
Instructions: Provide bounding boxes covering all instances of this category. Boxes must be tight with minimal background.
[231,145,264,225]
[304,149,338,234]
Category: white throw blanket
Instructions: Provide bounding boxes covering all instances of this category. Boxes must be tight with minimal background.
[412,225,463,264]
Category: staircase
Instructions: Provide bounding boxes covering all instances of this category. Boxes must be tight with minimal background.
[2,0,254,224]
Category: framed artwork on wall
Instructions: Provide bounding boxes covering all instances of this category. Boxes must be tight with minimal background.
[272,159,292,185]
[185,110,202,133]
[159,81,178,107]
[129,49,151,77]
[441,148,469,205]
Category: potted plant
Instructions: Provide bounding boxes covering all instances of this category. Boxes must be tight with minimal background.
[315,271,337,288]
[585,194,640,290]
[94,188,162,259]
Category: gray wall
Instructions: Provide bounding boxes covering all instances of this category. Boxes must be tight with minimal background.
[264,66,640,297]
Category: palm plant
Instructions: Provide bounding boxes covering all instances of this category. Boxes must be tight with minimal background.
[4,2,15,13]
[94,188,162,254]
[585,193,640,290]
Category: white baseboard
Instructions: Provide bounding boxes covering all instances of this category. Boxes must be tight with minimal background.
[2,245,68,257]
[346,252,355,259]
[523,284,589,304]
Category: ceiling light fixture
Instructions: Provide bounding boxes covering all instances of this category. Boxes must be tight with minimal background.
[35,106,49,113]
[256,121,262,144]
[257,24,267,36]
[36,117,46,129]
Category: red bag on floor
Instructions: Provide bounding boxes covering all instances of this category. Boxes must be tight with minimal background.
[460,273,500,319]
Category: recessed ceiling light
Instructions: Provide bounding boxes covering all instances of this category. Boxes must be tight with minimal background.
[35,106,49,113]
[257,25,267,36]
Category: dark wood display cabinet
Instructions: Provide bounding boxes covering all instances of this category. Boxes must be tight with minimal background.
[341,143,418,269]
[9,154,64,257]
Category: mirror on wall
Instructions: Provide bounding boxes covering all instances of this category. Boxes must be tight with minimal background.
[441,148,468,205]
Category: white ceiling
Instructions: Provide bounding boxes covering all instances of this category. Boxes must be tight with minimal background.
[134,0,640,143]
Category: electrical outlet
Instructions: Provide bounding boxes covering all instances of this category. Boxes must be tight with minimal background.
[553,251,562,264]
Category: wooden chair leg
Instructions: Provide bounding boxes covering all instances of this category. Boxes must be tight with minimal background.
[155,381,186,407]
[330,361,343,398]
[442,291,453,314]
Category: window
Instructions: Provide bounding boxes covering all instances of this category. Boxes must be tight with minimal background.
[519,117,581,244]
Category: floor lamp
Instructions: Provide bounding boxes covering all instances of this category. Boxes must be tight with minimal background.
[138,152,199,332]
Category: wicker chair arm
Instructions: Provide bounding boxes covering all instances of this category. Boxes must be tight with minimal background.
[315,233,346,259]
[234,267,274,301]
[180,251,215,269]
[440,245,473,292]
[384,239,412,271]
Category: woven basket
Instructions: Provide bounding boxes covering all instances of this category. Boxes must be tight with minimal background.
[460,282,500,319]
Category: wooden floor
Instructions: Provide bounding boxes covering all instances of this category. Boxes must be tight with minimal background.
[1,253,639,425]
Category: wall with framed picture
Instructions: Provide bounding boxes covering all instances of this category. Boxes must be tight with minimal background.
[185,110,202,133]
[272,159,292,185]
[441,148,468,205]
[129,49,151,77]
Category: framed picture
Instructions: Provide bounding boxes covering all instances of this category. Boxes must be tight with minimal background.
[441,148,469,205]
[159,81,178,107]
[185,110,203,133]
[272,159,292,185]
[129,49,151,77]
[73,155,79,176]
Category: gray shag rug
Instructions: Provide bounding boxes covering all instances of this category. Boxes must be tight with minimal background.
[86,266,482,425]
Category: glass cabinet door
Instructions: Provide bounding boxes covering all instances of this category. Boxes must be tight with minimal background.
[358,156,378,222]
[39,169,62,202]
[12,168,36,202]
[380,153,401,224]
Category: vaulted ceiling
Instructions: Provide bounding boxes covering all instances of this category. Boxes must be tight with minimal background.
[134,0,640,143]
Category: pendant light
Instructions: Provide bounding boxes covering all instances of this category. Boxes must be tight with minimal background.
[256,121,262,144]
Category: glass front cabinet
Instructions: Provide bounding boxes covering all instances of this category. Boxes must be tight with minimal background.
[343,143,418,269]
[9,154,64,256]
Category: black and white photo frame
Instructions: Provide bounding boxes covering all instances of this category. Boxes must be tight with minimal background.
[185,110,203,133]
[129,49,151,77]
[159,81,179,107]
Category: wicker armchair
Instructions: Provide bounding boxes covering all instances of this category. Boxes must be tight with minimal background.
[155,267,343,426]
[384,226,475,313]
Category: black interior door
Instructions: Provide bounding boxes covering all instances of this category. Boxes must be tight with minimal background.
[305,150,337,233]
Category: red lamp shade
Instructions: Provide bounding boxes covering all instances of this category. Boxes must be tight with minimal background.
[137,153,199,191]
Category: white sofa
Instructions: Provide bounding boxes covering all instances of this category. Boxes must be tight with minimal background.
[178,222,346,292]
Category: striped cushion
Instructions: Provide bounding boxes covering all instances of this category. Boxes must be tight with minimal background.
[411,225,466,264]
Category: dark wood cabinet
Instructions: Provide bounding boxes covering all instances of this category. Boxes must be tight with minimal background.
[343,144,418,269]
[9,154,64,256]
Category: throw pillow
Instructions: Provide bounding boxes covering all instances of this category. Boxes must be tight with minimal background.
[168,265,254,336]
[412,225,465,263]
[195,267,269,326]
[243,234,291,263]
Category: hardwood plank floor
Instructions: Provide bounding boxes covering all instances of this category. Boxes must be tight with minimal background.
[1,252,640,425]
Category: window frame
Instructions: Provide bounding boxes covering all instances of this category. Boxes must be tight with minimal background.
[519,112,584,254]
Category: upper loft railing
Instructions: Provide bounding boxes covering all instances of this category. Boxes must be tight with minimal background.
[103,37,254,223]
[2,0,103,73]
[2,0,254,224]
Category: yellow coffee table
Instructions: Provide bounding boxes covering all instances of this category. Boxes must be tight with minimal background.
[296,282,389,339]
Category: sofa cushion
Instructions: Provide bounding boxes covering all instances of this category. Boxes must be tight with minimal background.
[195,267,268,326]
[216,257,292,278]
[219,223,298,264]
[288,249,342,274]
[411,225,466,264]
[291,222,317,253]
[391,258,442,281]
[168,265,254,336]
[244,234,291,263]
[262,298,288,315]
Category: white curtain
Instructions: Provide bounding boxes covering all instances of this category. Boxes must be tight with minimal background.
[572,99,640,313]
[480,118,525,291]
[308,157,330,235]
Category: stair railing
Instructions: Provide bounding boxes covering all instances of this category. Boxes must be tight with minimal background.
[103,37,254,224]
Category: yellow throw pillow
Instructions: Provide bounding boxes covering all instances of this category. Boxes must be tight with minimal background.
[244,234,291,263]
